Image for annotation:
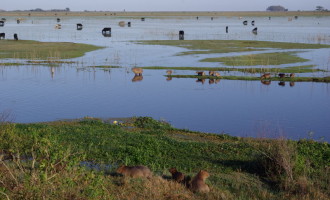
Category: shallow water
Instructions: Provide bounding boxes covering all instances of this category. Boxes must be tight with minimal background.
[0,15,330,141]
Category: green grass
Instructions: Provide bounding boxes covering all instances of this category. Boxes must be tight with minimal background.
[0,40,103,60]
[142,65,323,74]
[0,117,329,199]
[139,40,330,56]
[166,75,330,83]
[201,52,309,66]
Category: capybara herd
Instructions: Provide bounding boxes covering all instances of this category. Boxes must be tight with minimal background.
[117,165,210,193]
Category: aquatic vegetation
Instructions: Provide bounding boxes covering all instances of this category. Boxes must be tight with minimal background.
[201,52,309,66]
[0,40,103,60]
[166,74,330,83]
[140,40,330,56]
[143,65,323,74]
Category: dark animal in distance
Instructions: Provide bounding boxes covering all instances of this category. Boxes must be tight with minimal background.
[0,21,4,27]
[14,33,18,40]
[252,27,258,35]
[0,33,5,40]
[243,20,248,25]
[179,30,184,40]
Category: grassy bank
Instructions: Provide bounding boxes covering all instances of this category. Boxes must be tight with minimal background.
[0,117,329,199]
[0,40,103,60]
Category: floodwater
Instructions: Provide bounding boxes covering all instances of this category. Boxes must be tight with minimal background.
[0,15,330,141]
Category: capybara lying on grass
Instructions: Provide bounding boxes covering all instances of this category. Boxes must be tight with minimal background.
[116,165,152,178]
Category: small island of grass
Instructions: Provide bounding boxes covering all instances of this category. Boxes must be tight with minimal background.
[0,40,103,60]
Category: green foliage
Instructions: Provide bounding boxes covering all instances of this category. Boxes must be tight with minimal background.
[133,117,172,130]
[0,118,329,199]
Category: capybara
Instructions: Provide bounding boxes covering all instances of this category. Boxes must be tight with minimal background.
[196,71,205,76]
[290,73,295,78]
[190,170,210,193]
[166,70,173,75]
[169,167,185,183]
[278,73,285,78]
[132,67,143,76]
[116,165,152,178]
[261,73,271,79]
[214,72,221,77]
[208,71,215,76]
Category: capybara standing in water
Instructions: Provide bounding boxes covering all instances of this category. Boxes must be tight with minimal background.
[196,71,205,76]
[290,73,295,78]
[132,67,143,76]
[208,71,215,76]
[166,70,173,75]
[278,73,285,78]
[169,167,185,183]
[116,165,152,178]
[190,170,210,193]
[261,73,271,79]
[214,72,221,77]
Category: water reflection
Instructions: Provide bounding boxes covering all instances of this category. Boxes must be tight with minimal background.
[132,75,143,82]
[261,80,271,85]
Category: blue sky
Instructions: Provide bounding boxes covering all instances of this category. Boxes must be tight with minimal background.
[1,0,330,11]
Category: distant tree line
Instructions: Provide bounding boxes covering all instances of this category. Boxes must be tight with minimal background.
[0,8,71,12]
[266,5,288,12]
[316,6,328,11]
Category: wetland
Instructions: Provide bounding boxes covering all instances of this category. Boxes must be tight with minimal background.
[0,12,330,141]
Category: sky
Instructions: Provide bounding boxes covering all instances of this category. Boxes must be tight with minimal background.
[1,0,330,12]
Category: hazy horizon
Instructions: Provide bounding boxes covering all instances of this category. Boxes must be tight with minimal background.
[1,0,329,12]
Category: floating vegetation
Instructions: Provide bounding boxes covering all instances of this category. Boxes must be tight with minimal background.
[166,75,330,83]
[143,65,324,74]
[201,52,309,66]
[140,40,330,56]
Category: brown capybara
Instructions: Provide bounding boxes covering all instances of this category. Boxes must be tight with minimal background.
[261,73,271,79]
[290,73,295,78]
[169,167,185,183]
[132,67,143,76]
[278,73,285,78]
[196,71,205,76]
[166,70,173,75]
[116,165,152,178]
[214,72,221,77]
[209,71,215,76]
[190,170,210,193]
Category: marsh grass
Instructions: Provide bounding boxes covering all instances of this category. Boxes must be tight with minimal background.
[0,117,329,199]
[140,40,330,56]
[142,65,322,74]
[201,52,309,66]
[166,75,330,83]
[0,40,103,60]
